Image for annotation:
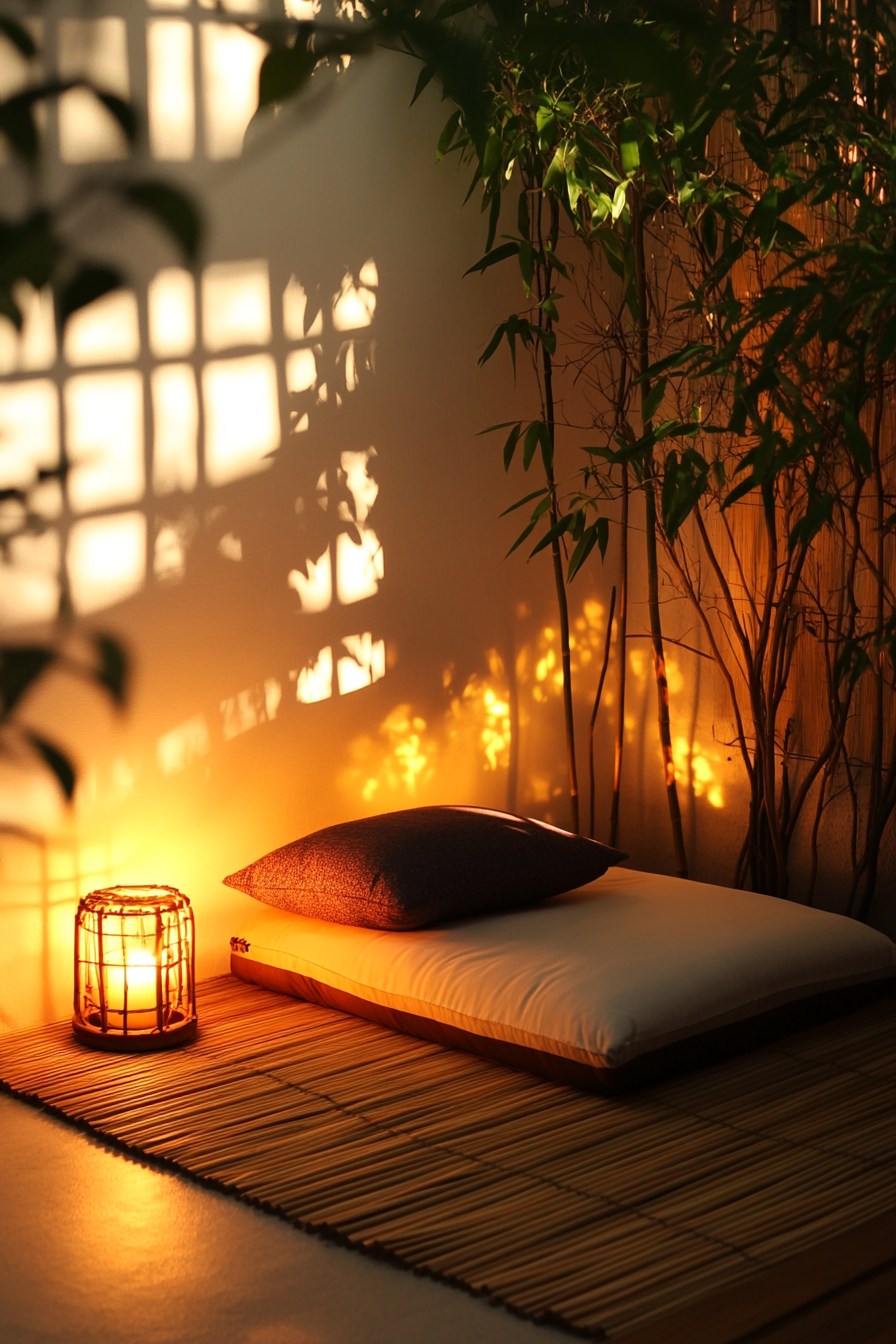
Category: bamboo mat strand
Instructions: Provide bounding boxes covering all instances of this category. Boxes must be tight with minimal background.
[1,974,894,1339]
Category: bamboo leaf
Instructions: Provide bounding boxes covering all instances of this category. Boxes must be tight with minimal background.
[464,240,519,277]
[410,64,435,106]
[436,109,462,160]
[505,515,540,558]
[789,492,834,551]
[529,513,573,559]
[641,378,667,425]
[620,117,640,177]
[842,410,871,474]
[502,422,522,470]
[500,487,548,517]
[522,420,542,470]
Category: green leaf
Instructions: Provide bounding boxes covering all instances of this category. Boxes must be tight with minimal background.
[463,240,519,277]
[505,515,540,558]
[477,421,518,435]
[410,64,435,106]
[661,448,709,542]
[484,187,501,252]
[123,182,202,261]
[502,422,522,471]
[437,109,462,160]
[479,321,507,368]
[842,410,871,474]
[789,492,834,551]
[482,130,502,182]
[645,343,711,379]
[835,642,872,691]
[522,420,542,471]
[567,517,609,581]
[529,513,573,559]
[641,378,667,426]
[721,474,757,511]
[57,265,122,327]
[751,187,780,256]
[541,293,560,322]
[610,181,629,221]
[500,487,548,517]
[27,732,76,800]
[620,118,640,178]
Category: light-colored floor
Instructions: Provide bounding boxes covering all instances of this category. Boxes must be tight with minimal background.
[0,1094,566,1344]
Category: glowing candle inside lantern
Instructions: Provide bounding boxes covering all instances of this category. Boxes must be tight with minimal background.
[107,948,159,1016]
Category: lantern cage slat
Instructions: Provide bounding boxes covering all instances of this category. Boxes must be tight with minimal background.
[73,885,198,1051]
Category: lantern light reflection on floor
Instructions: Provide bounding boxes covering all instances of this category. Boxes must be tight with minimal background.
[73,885,197,1050]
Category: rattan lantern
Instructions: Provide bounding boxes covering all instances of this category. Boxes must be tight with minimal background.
[73,885,197,1050]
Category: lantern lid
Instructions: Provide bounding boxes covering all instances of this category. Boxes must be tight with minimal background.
[78,885,191,916]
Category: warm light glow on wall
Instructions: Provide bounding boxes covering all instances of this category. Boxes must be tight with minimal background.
[202,354,279,485]
[200,23,267,160]
[283,276,324,339]
[358,704,432,801]
[157,714,211,775]
[0,379,58,489]
[202,260,272,351]
[64,291,140,367]
[67,512,146,615]
[0,531,60,626]
[332,272,377,331]
[65,372,144,512]
[147,19,195,160]
[152,364,199,494]
[288,549,332,612]
[337,448,383,604]
[674,735,725,809]
[221,678,282,741]
[295,646,333,705]
[148,268,196,358]
[336,531,384,605]
[57,18,130,163]
[154,517,191,583]
[285,347,318,393]
[338,632,386,694]
[0,286,56,373]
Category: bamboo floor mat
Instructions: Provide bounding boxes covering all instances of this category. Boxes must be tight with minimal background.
[2,975,895,1340]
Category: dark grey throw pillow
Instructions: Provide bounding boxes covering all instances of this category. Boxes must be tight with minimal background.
[223,805,627,930]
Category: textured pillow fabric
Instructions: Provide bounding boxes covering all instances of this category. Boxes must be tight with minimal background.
[223,805,627,930]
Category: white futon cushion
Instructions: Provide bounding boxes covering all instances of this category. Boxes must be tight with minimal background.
[229,867,896,1070]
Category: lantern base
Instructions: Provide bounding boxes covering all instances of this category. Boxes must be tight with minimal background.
[72,1011,198,1051]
